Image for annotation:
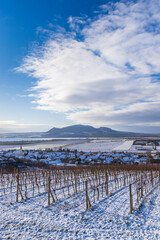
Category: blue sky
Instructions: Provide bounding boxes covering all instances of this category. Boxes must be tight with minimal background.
[0,0,160,133]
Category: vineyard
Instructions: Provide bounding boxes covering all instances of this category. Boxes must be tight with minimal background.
[1,164,160,239]
[1,165,160,212]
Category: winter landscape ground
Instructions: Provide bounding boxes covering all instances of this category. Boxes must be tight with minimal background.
[1,182,160,239]
[0,165,160,239]
[0,138,160,239]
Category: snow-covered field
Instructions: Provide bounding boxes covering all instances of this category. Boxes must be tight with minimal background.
[64,139,159,154]
[0,168,160,239]
[0,139,88,151]
[64,139,125,152]
[0,139,126,152]
[113,140,134,151]
[0,184,160,239]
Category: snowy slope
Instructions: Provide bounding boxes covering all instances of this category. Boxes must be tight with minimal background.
[0,179,160,239]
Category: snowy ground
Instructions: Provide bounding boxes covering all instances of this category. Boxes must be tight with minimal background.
[0,176,160,239]
[113,140,134,151]
[0,139,88,151]
[64,139,159,154]
[0,139,126,152]
[64,139,125,152]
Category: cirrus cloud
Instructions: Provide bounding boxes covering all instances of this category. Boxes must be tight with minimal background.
[16,0,160,132]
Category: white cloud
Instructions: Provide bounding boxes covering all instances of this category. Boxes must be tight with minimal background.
[16,0,160,132]
[68,101,160,126]
[67,15,88,31]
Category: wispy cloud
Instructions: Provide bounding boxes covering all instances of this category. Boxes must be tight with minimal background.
[16,0,160,132]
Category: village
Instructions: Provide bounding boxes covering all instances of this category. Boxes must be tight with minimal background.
[0,144,160,168]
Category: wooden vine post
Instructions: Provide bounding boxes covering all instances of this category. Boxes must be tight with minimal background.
[48,176,51,206]
[141,175,143,198]
[16,174,24,202]
[85,181,92,210]
[151,171,153,188]
[105,171,108,195]
[74,172,77,194]
[129,183,133,213]
[16,174,19,202]
[48,176,56,206]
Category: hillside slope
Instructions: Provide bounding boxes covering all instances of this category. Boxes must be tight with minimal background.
[42,124,144,138]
